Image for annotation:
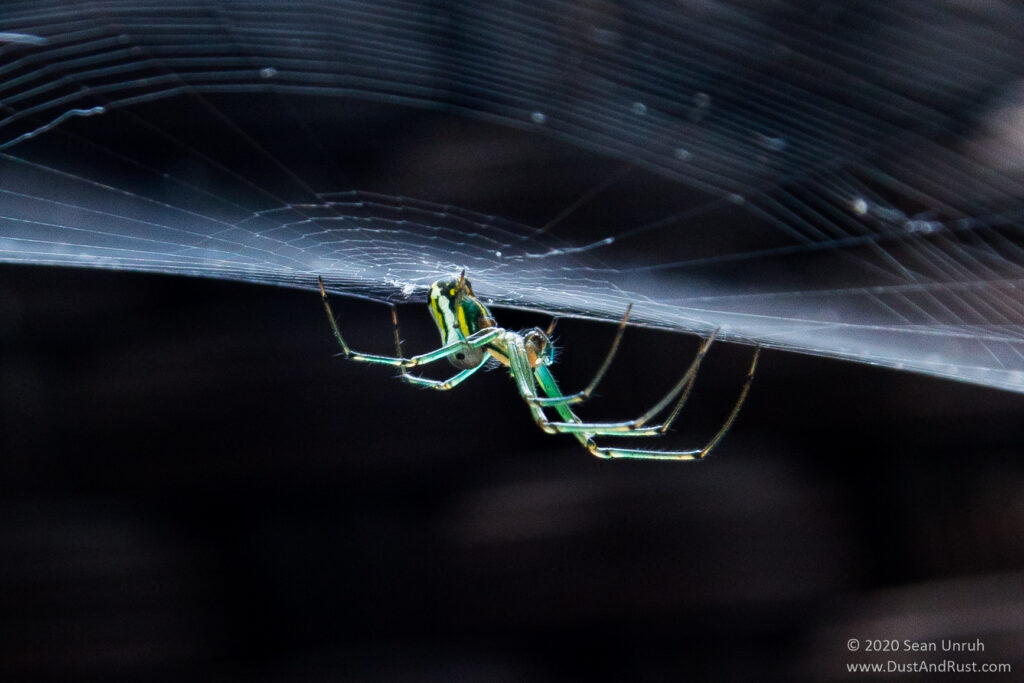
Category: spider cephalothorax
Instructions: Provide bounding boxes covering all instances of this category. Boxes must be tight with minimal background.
[522,327,554,369]
[318,271,759,460]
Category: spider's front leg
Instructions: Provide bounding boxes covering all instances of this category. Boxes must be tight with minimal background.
[585,345,760,461]
[526,304,633,408]
[500,334,582,437]
[528,331,719,438]
[508,325,760,461]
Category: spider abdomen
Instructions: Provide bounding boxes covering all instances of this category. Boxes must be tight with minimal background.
[448,345,487,369]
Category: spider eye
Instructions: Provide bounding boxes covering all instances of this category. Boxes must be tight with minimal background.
[455,352,465,360]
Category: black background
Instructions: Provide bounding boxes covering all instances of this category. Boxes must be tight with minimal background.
[2,261,1022,681]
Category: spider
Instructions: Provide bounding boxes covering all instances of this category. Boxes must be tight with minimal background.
[317,271,760,460]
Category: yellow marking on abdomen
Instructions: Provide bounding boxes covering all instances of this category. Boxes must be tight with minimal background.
[430,296,448,343]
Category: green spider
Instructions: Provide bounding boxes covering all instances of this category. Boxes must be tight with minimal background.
[317,271,759,460]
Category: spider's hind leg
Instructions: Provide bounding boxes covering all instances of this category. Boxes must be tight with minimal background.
[396,360,489,390]
[318,276,352,356]
[317,276,501,368]
[388,315,490,389]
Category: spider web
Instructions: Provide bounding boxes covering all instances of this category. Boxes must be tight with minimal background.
[0,1,1023,392]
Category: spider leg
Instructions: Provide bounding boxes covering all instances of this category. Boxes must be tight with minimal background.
[505,335,593,450]
[529,304,633,407]
[586,346,760,460]
[385,307,489,390]
[532,330,719,436]
[512,331,760,460]
[403,328,502,366]
[318,276,501,368]
[318,276,354,355]
[397,360,489,390]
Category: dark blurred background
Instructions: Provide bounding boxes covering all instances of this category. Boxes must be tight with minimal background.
[1,263,1022,681]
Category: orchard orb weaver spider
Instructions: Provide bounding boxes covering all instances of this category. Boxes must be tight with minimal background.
[317,271,760,460]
